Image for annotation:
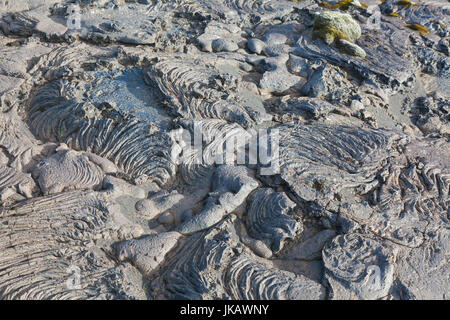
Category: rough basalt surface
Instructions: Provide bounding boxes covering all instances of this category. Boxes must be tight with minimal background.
[0,0,448,300]
[246,188,301,253]
[0,190,144,299]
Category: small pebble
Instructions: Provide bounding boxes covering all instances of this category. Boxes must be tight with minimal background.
[198,38,213,52]
[247,38,265,54]
[212,38,238,52]
[350,100,364,112]
[338,39,366,58]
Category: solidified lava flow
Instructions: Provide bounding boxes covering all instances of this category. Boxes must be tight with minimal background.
[0,0,448,300]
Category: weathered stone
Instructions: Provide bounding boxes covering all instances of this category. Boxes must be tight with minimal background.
[312,11,362,45]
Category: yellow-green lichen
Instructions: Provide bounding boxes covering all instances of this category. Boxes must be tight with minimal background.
[405,24,430,34]
[396,0,419,8]
[385,12,402,17]
[320,0,368,10]
[312,23,350,44]
[312,11,362,45]
[313,178,332,193]
[6,40,22,47]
